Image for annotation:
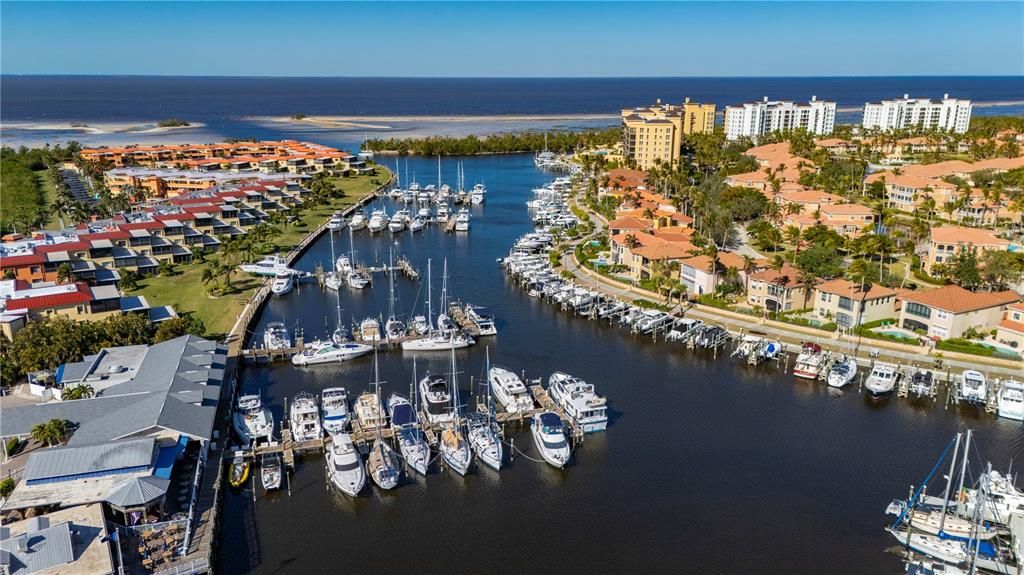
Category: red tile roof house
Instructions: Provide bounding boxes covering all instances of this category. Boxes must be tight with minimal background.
[995,302,1024,352]
[745,263,816,312]
[897,285,1020,340]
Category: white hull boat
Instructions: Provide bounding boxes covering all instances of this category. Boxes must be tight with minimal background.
[291,340,373,365]
[532,412,571,468]
[321,387,351,436]
[289,392,322,442]
[326,432,366,496]
[548,371,607,433]
[827,357,858,388]
[233,395,274,444]
[997,379,1024,421]
[488,366,533,413]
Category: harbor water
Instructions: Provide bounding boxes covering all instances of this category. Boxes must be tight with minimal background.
[219,153,1023,574]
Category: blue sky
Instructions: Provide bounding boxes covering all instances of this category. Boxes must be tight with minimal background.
[2,1,1021,77]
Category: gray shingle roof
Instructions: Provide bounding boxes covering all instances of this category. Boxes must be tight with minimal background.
[1,335,226,445]
[104,476,169,508]
[24,438,155,484]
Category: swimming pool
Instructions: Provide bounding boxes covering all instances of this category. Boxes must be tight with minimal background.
[873,329,918,341]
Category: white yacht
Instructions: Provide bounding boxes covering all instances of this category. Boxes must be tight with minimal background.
[417,206,431,218]
[864,362,899,397]
[547,371,607,433]
[488,366,533,413]
[240,255,292,277]
[321,387,350,436]
[997,379,1024,421]
[454,208,470,232]
[270,270,294,295]
[826,356,858,388]
[531,411,571,468]
[469,183,486,205]
[347,270,370,290]
[260,451,282,491]
[401,331,473,351]
[289,392,321,442]
[418,374,455,424]
[465,305,496,336]
[348,211,367,230]
[326,432,366,496]
[335,255,353,274]
[409,217,425,232]
[436,203,450,223]
[959,370,988,404]
[367,209,388,233]
[326,212,346,231]
[387,394,430,476]
[359,317,382,342]
[233,395,273,444]
[388,211,406,233]
[410,315,430,335]
[792,343,825,379]
[262,322,291,351]
[354,391,387,431]
[324,272,344,291]
[467,412,502,471]
[291,340,372,366]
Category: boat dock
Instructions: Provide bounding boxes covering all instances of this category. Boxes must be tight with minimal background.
[240,335,305,364]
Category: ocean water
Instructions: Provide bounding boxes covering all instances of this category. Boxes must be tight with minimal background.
[2,75,1022,149]
[218,154,1022,574]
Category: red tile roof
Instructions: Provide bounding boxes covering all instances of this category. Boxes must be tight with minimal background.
[899,285,1019,314]
[5,283,93,311]
[0,253,45,268]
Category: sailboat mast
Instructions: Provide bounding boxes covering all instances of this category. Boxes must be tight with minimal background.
[437,155,441,188]
[938,432,963,532]
[426,259,433,331]
[441,258,448,319]
[388,249,396,321]
[954,429,972,518]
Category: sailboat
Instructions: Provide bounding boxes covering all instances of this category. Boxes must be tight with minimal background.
[440,345,473,476]
[467,348,503,471]
[345,225,370,290]
[366,350,401,490]
[402,259,473,351]
[388,357,430,475]
[384,250,405,340]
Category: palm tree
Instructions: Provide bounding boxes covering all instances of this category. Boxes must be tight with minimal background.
[61,384,94,400]
[31,419,71,447]
[783,225,802,263]
[55,262,74,284]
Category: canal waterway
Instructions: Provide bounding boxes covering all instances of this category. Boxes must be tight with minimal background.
[219,153,1023,574]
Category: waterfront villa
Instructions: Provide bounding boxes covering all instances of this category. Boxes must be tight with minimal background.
[995,302,1024,351]
[745,263,814,312]
[923,226,1010,275]
[896,285,1020,340]
[811,279,897,330]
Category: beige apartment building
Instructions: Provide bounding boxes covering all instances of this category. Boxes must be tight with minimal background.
[923,226,1009,275]
[621,98,716,169]
[812,279,896,330]
[898,285,1019,340]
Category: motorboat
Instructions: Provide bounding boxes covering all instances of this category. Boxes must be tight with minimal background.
[489,366,533,413]
[436,203,450,223]
[335,255,353,274]
[324,272,344,291]
[367,438,401,490]
[289,391,321,442]
[864,362,899,397]
[440,424,472,476]
[410,217,425,232]
[348,211,368,230]
[547,371,607,433]
[470,183,486,205]
[827,356,858,388]
[367,209,388,233]
[417,206,431,218]
[260,450,282,491]
[321,387,350,436]
[388,211,406,233]
[959,370,988,404]
[454,208,470,232]
[262,322,291,350]
[385,318,406,341]
[531,412,571,468]
[326,212,346,231]
[347,270,370,290]
[401,331,473,351]
[997,379,1024,421]
[270,270,294,296]
[909,369,936,398]
[326,432,366,496]
[354,391,387,431]
[240,255,292,277]
[792,343,825,379]
[465,304,497,336]
[410,315,430,335]
[388,394,430,476]
[291,339,373,366]
[228,455,250,488]
[359,317,382,342]
[418,374,454,424]
[466,412,502,471]
[233,395,273,444]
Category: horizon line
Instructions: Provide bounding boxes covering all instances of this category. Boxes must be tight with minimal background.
[3,73,1023,80]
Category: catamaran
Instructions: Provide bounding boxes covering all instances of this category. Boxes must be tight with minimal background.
[289,391,321,442]
[262,321,291,350]
[321,387,350,436]
[489,365,533,413]
[547,371,607,433]
[826,356,858,388]
[531,412,571,468]
[326,432,366,496]
[233,394,274,444]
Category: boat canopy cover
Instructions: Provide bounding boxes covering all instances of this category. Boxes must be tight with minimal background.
[803,343,822,352]
[391,403,416,427]
[539,412,562,428]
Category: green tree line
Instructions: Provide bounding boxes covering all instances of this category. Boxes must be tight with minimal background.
[363,128,620,156]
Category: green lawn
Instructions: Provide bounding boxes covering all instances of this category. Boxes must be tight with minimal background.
[34,169,65,229]
[127,168,391,338]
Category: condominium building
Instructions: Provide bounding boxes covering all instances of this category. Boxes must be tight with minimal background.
[861,94,972,134]
[723,96,836,141]
[621,98,716,169]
